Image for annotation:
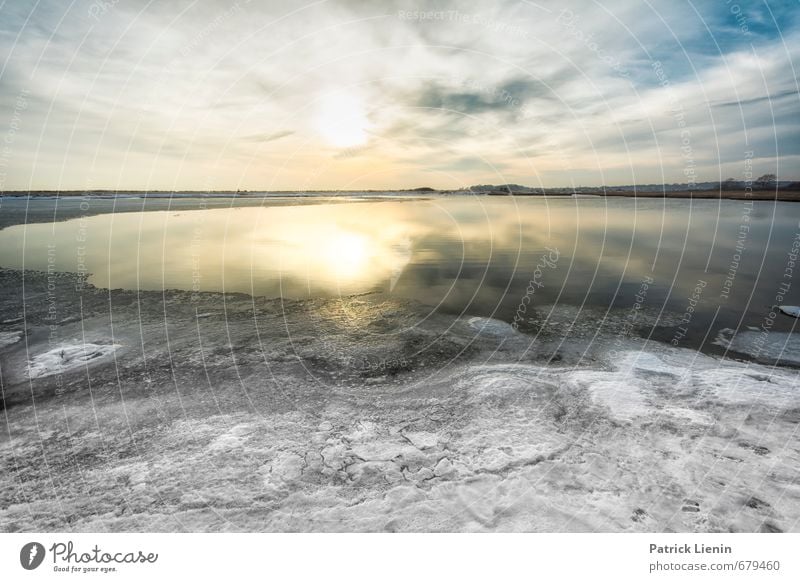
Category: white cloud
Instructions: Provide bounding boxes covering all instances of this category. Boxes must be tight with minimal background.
[0,0,797,189]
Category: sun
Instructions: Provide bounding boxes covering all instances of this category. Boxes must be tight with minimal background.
[314,92,369,148]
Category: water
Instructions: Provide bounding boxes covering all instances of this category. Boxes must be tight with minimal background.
[1,195,797,350]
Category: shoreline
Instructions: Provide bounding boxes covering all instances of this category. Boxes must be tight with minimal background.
[1,189,796,233]
[2,189,799,201]
[600,189,800,201]
[1,267,798,532]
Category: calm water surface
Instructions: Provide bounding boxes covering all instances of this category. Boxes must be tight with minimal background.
[1,196,797,349]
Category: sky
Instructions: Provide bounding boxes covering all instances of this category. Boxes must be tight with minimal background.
[0,0,798,191]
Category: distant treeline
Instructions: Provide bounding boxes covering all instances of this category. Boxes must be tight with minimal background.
[468,175,800,196]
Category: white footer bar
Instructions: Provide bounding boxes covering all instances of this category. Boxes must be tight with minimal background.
[2,533,797,581]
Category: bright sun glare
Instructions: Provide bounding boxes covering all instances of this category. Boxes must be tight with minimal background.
[324,231,370,279]
[314,92,369,148]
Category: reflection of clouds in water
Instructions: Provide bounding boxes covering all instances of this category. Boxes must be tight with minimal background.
[0,202,429,297]
[0,198,794,314]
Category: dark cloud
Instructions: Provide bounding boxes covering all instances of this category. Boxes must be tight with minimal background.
[413,76,555,117]
[415,83,511,114]
[711,89,800,108]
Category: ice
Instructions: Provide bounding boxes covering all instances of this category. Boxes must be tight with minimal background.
[265,451,305,485]
[26,342,120,379]
[565,350,686,420]
[466,316,519,338]
[208,424,254,452]
[712,328,735,348]
[575,375,650,421]
[433,457,456,478]
[779,305,800,318]
[656,406,715,427]
[403,431,439,449]
[714,328,800,366]
[2,283,799,533]
[0,331,22,349]
[619,351,683,377]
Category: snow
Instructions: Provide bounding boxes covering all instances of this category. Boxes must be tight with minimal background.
[576,376,650,421]
[26,343,120,379]
[779,305,800,318]
[714,328,800,366]
[265,451,305,486]
[466,316,519,338]
[620,351,684,377]
[1,285,798,533]
[565,350,689,421]
[457,364,556,405]
[0,331,22,349]
[403,431,439,449]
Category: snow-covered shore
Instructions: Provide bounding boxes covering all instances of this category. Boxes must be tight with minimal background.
[1,269,798,532]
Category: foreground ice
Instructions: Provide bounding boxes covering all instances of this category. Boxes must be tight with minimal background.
[1,271,798,532]
[0,331,22,349]
[779,306,800,318]
[714,328,800,366]
[26,343,120,379]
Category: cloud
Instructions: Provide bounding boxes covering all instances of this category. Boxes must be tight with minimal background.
[0,0,797,189]
[240,130,295,143]
[711,89,799,108]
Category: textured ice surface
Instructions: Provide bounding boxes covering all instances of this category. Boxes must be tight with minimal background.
[714,328,800,366]
[26,343,120,379]
[0,331,22,349]
[467,316,520,338]
[5,337,798,533]
[779,306,800,318]
[1,273,798,532]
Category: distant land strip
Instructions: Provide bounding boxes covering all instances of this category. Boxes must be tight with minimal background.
[2,186,799,201]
